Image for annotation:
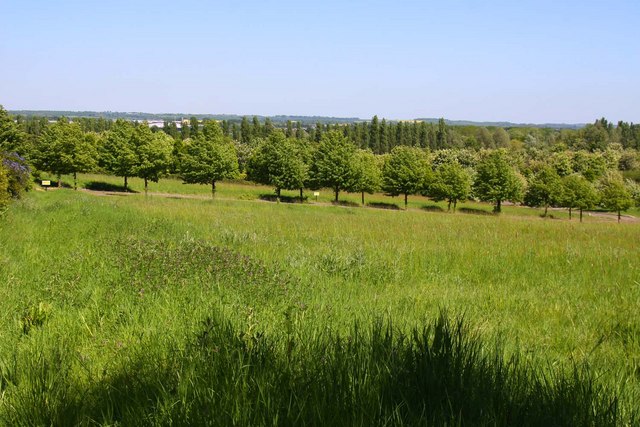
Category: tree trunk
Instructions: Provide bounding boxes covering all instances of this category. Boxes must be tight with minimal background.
[124,176,128,192]
[580,209,583,223]
[453,200,457,212]
[57,173,61,188]
[144,178,148,195]
[494,199,501,213]
[569,207,572,220]
[361,191,365,205]
[73,172,77,190]
[276,187,281,204]
[447,200,451,212]
[299,188,303,202]
[404,193,408,209]
[334,186,339,202]
[211,180,216,198]
[618,210,621,223]
[544,205,548,216]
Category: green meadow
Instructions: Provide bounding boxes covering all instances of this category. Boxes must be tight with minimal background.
[1,177,639,425]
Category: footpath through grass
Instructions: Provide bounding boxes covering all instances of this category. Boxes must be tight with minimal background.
[0,188,639,425]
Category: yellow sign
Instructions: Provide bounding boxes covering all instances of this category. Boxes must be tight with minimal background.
[42,180,51,186]
[313,191,320,196]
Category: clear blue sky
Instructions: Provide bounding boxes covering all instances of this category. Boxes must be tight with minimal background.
[1,0,639,123]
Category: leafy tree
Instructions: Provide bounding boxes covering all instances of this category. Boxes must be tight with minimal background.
[309,130,356,202]
[382,146,431,208]
[346,149,381,204]
[0,105,28,155]
[133,125,173,193]
[572,151,608,182]
[476,127,495,148]
[473,149,524,213]
[180,121,238,197]
[100,119,136,191]
[189,116,200,137]
[247,131,308,200]
[493,128,510,148]
[561,174,598,222]
[524,166,564,216]
[625,179,640,207]
[599,172,633,222]
[35,118,97,189]
[426,161,472,212]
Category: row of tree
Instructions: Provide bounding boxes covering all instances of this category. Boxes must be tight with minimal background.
[2,106,639,220]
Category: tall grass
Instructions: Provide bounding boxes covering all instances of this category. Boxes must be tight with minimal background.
[0,189,638,424]
[0,310,626,426]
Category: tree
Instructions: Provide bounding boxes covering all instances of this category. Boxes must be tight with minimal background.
[493,128,510,148]
[240,116,251,144]
[524,166,564,216]
[561,174,598,222]
[247,131,308,200]
[436,118,447,149]
[346,149,381,204]
[599,173,633,222]
[369,116,380,153]
[190,116,200,137]
[309,130,356,202]
[0,105,28,155]
[35,118,97,189]
[473,149,524,213]
[133,125,173,193]
[180,121,238,197]
[100,119,136,191]
[382,146,431,208]
[426,161,472,212]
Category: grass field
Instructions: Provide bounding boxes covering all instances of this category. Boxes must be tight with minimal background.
[1,176,639,425]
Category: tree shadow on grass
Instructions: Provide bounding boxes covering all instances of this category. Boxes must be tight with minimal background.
[458,207,495,216]
[368,202,401,210]
[259,194,306,203]
[421,204,445,212]
[84,181,138,193]
[332,200,360,208]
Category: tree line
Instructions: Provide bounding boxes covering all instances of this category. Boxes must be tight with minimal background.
[1,106,639,220]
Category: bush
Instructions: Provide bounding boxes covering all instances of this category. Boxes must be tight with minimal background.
[1,152,31,199]
[0,163,9,210]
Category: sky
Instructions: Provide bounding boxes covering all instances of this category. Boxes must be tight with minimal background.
[1,0,639,123]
